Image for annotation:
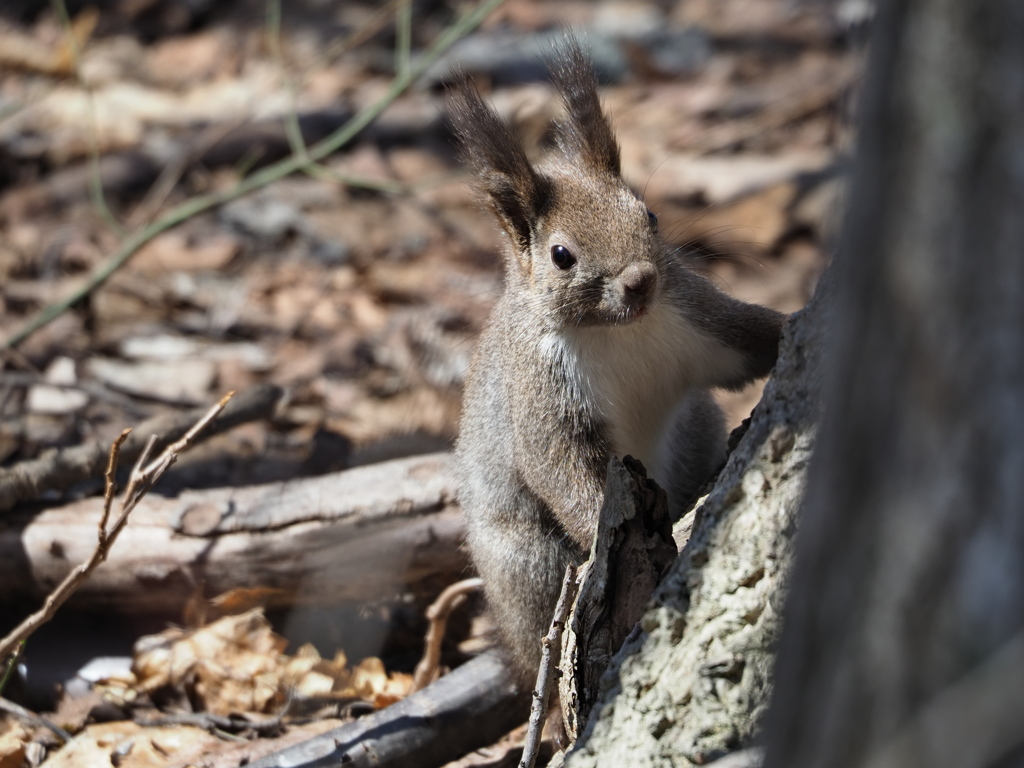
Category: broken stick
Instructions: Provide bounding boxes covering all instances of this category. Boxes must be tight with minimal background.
[0,393,232,658]
[412,577,483,692]
[520,564,578,768]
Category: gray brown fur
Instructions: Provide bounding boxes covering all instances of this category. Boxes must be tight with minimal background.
[450,41,785,683]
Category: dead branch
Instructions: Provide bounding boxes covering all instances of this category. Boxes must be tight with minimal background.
[135,705,289,737]
[245,651,529,768]
[0,452,464,613]
[0,696,73,744]
[0,635,23,692]
[412,577,484,691]
[0,383,282,513]
[0,394,231,659]
[521,565,578,768]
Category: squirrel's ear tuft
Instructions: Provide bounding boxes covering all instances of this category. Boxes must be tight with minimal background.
[550,38,620,176]
[447,75,550,261]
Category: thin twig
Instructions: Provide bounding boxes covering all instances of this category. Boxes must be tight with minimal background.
[520,565,579,768]
[50,0,125,237]
[2,0,506,352]
[316,0,404,68]
[0,641,24,696]
[0,394,233,659]
[0,696,73,743]
[301,163,410,195]
[96,427,128,537]
[120,433,157,514]
[266,0,308,163]
[412,577,483,691]
[396,0,413,78]
[135,702,289,736]
[269,1,407,195]
[126,115,249,230]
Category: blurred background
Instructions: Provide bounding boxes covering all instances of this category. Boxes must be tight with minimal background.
[0,0,862,748]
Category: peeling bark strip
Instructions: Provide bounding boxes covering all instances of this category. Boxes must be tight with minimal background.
[559,456,677,744]
[564,272,829,767]
[0,453,465,612]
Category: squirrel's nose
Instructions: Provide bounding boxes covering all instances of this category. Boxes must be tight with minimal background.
[620,262,658,301]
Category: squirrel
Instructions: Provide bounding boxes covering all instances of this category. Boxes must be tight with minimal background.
[449,41,785,684]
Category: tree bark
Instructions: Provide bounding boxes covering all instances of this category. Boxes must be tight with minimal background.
[562,268,829,765]
[764,0,1024,766]
[559,456,678,743]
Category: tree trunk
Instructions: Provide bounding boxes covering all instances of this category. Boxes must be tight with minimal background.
[764,0,1024,766]
[562,265,830,765]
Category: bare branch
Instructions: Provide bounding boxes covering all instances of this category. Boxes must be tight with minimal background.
[0,394,233,659]
[395,0,413,77]
[0,641,24,696]
[521,565,578,768]
[0,696,73,744]
[412,577,483,691]
[98,428,130,538]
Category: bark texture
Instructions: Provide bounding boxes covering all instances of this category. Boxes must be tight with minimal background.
[0,453,465,612]
[764,0,1024,766]
[563,270,828,766]
[559,456,678,743]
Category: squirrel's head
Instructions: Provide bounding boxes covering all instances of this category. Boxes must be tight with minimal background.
[448,40,662,328]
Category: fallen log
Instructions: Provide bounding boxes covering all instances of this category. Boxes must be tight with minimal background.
[0,452,466,613]
[245,651,528,768]
[0,383,284,513]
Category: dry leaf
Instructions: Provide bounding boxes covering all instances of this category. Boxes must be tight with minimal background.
[132,609,286,716]
[133,232,240,274]
[0,721,31,768]
[37,721,218,768]
[352,656,388,702]
[129,608,413,718]
[208,587,289,616]
[372,672,415,709]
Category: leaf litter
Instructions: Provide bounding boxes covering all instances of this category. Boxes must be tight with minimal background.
[0,0,861,764]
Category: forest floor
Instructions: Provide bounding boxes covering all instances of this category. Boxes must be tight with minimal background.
[0,0,859,765]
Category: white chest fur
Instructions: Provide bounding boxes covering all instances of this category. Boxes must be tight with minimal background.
[539,302,741,480]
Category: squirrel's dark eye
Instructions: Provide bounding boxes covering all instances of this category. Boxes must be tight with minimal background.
[551,244,576,270]
[647,210,659,232]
